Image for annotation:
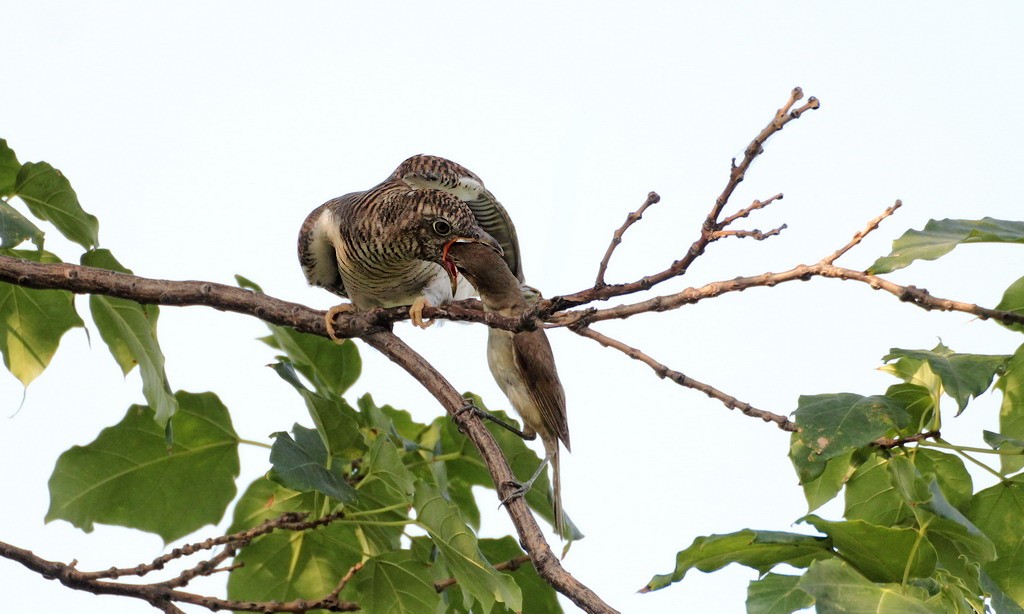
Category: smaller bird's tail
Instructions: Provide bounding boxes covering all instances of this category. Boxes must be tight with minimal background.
[551,444,564,539]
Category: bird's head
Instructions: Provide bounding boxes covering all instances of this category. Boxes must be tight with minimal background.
[403,190,503,294]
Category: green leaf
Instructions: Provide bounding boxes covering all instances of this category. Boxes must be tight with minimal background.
[271,362,364,459]
[355,551,439,613]
[269,424,357,504]
[82,248,178,425]
[967,477,1024,603]
[981,569,1024,614]
[886,383,937,435]
[884,345,1009,414]
[997,344,1024,474]
[347,436,416,556]
[228,477,316,533]
[14,161,99,249]
[996,276,1024,334]
[983,431,1024,476]
[795,393,908,459]
[359,394,425,447]
[746,573,814,614]
[802,515,937,582]
[868,218,1024,274]
[260,317,360,397]
[643,530,833,592]
[413,481,522,612]
[0,139,22,196]
[0,199,45,249]
[845,454,912,526]
[46,391,239,543]
[914,449,973,511]
[796,559,943,613]
[792,442,854,513]
[0,249,84,386]
[479,537,561,613]
[227,520,363,605]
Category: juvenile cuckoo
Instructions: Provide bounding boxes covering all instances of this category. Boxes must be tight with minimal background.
[443,241,570,537]
[298,155,517,331]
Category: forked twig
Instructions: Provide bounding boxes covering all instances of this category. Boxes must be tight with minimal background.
[595,191,661,287]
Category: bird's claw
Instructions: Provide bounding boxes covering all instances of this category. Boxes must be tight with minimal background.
[409,296,434,329]
[453,400,532,440]
[499,480,530,508]
[325,304,356,343]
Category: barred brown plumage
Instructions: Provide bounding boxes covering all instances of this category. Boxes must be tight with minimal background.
[298,155,518,330]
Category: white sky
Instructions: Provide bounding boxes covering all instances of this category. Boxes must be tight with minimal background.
[3,2,1023,612]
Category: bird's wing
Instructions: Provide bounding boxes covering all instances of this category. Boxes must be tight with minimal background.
[298,198,348,298]
[512,329,570,451]
[390,154,525,282]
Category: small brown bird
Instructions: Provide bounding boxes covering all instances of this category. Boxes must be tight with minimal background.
[443,241,570,537]
[299,155,522,332]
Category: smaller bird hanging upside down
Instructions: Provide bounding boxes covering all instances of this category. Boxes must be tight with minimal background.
[442,240,571,538]
[298,155,523,335]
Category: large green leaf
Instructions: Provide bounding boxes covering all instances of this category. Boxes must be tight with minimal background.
[46,391,239,543]
[845,454,912,526]
[746,573,814,614]
[869,218,1024,274]
[0,139,21,196]
[228,477,317,533]
[271,362,364,459]
[14,161,99,249]
[0,199,44,249]
[268,424,357,504]
[0,249,84,386]
[967,477,1024,604]
[883,345,1009,414]
[227,520,363,605]
[795,393,908,459]
[413,481,522,612]
[996,343,1024,474]
[996,276,1024,334]
[354,551,439,614]
[643,530,833,592]
[82,249,178,425]
[802,515,937,583]
[796,559,942,613]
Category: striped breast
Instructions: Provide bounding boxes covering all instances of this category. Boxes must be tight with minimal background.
[299,181,470,309]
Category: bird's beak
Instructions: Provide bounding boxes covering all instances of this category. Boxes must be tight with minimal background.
[442,230,502,294]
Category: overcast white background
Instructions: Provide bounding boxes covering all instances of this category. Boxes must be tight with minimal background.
[2,2,1023,612]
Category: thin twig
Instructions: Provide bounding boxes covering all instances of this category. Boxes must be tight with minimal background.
[709,224,787,241]
[720,193,784,227]
[823,199,902,264]
[551,88,820,311]
[595,191,661,287]
[572,326,798,431]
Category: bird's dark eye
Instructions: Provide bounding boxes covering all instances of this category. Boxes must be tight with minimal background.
[432,219,452,236]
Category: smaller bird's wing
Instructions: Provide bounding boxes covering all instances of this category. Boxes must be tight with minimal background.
[512,330,570,451]
[390,154,525,283]
[298,197,350,298]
